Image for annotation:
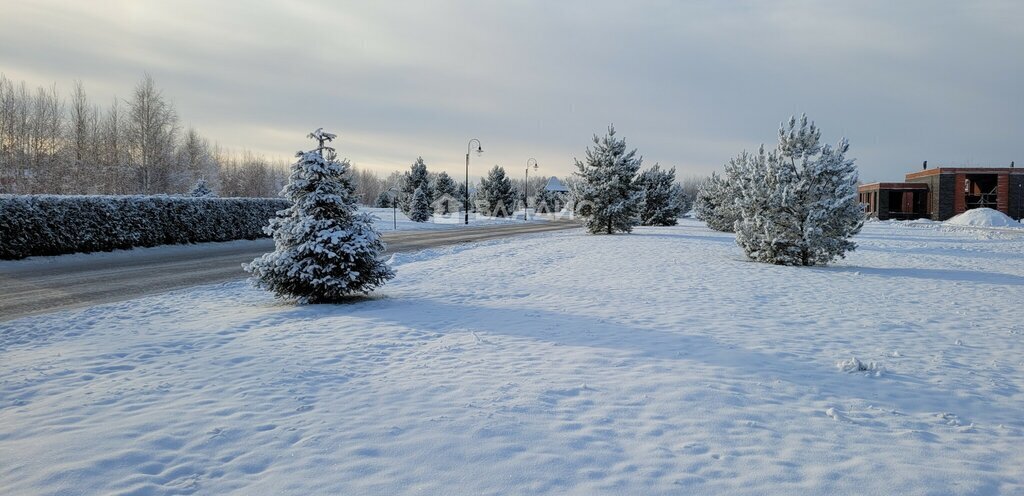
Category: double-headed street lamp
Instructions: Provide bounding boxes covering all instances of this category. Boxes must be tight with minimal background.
[465,138,483,225]
[524,158,538,221]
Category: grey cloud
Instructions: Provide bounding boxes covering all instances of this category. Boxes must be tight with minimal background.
[1,0,1020,181]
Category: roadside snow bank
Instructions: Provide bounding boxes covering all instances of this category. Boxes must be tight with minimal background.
[945,208,1022,228]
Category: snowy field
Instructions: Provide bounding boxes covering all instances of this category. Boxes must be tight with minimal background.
[2,219,1023,495]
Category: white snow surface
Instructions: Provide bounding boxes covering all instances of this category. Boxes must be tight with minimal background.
[363,206,533,230]
[2,219,1023,495]
[945,207,1023,228]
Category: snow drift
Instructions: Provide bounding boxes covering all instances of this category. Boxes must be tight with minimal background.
[945,208,1022,228]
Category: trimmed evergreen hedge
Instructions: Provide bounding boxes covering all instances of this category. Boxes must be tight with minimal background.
[0,195,290,260]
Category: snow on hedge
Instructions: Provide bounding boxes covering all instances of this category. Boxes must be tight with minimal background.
[0,194,289,260]
[946,207,1023,228]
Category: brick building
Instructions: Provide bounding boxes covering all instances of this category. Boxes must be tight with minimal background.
[859,164,1024,221]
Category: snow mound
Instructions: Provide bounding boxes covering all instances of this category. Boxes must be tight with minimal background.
[945,208,1022,228]
[837,357,883,376]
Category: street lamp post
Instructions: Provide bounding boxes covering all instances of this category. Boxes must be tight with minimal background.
[387,186,399,230]
[465,139,483,225]
[524,158,538,221]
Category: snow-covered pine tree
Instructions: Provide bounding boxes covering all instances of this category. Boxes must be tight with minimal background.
[636,164,681,226]
[400,157,431,214]
[408,185,431,222]
[374,190,393,208]
[478,165,516,217]
[693,166,742,232]
[573,126,642,234]
[672,183,691,216]
[734,115,864,266]
[189,178,215,197]
[533,187,557,214]
[432,171,458,215]
[244,129,395,302]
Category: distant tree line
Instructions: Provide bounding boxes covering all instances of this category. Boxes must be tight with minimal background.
[0,73,708,208]
[0,73,288,197]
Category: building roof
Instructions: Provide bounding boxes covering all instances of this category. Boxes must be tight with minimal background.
[905,166,1023,180]
[858,182,929,192]
[544,176,569,193]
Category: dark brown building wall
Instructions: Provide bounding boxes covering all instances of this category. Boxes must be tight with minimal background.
[953,174,967,215]
[996,174,1009,214]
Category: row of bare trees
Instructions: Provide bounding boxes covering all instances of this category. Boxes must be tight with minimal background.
[0,73,286,197]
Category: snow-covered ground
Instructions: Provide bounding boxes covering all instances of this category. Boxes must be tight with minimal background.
[2,219,1023,495]
[364,207,543,231]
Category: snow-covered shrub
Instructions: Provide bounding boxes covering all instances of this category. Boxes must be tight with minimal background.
[573,126,642,234]
[189,178,215,197]
[733,115,864,266]
[0,194,288,260]
[408,186,431,222]
[244,129,394,302]
[478,165,516,218]
[636,164,682,226]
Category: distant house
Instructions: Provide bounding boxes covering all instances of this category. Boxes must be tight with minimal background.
[544,176,569,194]
[431,193,460,216]
[859,163,1024,220]
[539,176,570,213]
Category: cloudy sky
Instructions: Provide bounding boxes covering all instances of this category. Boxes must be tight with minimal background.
[1,0,1021,181]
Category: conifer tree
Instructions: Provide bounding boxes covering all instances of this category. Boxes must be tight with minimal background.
[636,164,681,226]
[734,115,864,266]
[694,166,742,232]
[400,157,431,214]
[374,190,393,208]
[189,178,215,197]
[244,129,394,302]
[478,165,516,217]
[533,187,558,214]
[432,171,458,214]
[408,185,432,222]
[573,126,642,234]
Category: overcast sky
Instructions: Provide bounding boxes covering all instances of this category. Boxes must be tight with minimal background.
[1,0,1021,181]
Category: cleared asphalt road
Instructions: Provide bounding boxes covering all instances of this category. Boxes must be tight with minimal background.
[0,221,579,322]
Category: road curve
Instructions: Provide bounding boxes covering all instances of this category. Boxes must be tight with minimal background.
[0,221,579,322]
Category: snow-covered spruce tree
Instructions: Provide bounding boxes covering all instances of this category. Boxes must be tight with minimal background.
[636,164,681,226]
[408,185,432,222]
[672,183,692,216]
[189,178,215,197]
[400,157,431,214]
[432,171,458,214]
[373,190,393,208]
[734,115,864,266]
[478,165,516,217]
[573,126,642,234]
[244,129,395,302]
[693,168,742,232]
